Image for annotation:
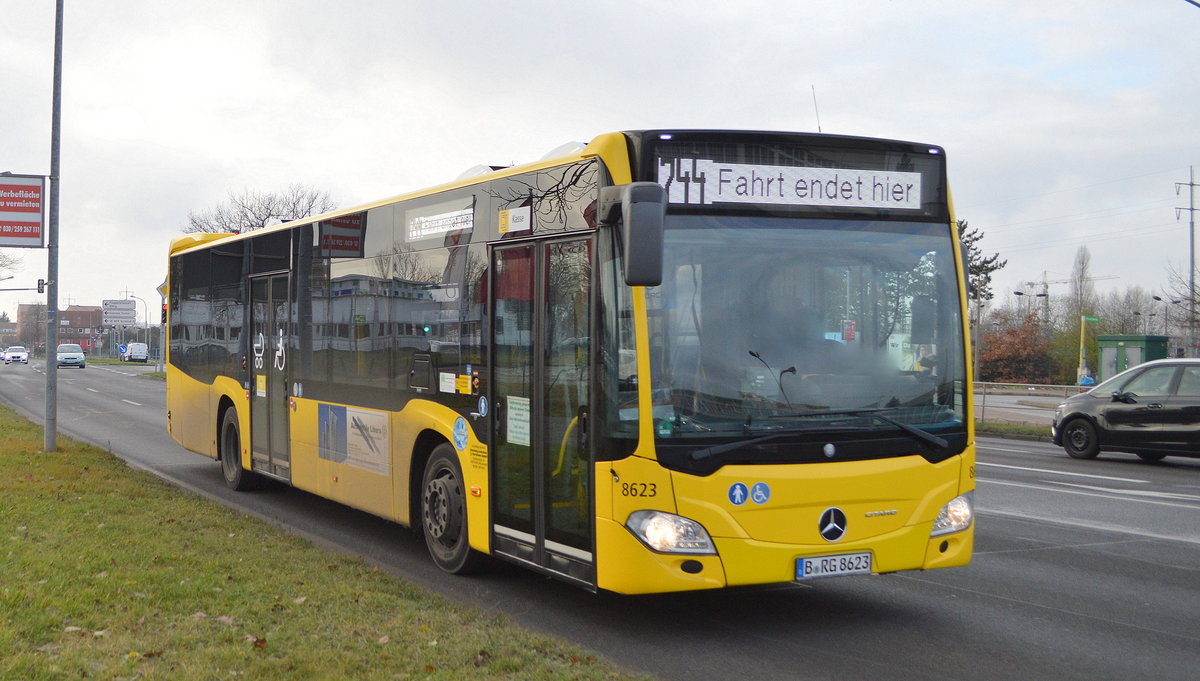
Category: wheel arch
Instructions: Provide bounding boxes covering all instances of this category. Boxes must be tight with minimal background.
[215,394,238,462]
[409,429,452,536]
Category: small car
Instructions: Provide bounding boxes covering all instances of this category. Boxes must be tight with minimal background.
[1051,358,1200,462]
[56,343,86,369]
[4,346,28,364]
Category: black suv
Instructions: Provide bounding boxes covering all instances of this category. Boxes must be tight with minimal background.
[1052,358,1200,462]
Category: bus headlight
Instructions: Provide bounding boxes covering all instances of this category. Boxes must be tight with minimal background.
[626,510,716,554]
[931,492,973,537]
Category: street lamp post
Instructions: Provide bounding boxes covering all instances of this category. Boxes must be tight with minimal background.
[1152,295,1180,339]
[1133,311,1156,335]
[128,295,148,345]
[1013,290,1049,325]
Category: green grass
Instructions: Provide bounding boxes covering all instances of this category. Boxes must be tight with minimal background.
[0,408,654,681]
[975,421,1052,440]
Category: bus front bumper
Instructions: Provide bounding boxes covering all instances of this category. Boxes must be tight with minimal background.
[595,517,973,595]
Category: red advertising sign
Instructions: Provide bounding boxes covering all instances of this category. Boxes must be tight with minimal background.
[0,175,45,248]
[842,320,857,341]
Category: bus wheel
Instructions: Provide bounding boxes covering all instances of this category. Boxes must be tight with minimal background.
[219,408,258,491]
[421,444,483,574]
[1062,419,1100,459]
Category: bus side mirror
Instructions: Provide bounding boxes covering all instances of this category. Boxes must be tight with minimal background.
[600,182,665,287]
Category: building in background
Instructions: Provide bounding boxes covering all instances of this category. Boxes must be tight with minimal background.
[17,304,111,355]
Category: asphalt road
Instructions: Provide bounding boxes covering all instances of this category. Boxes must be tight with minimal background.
[3,362,1198,681]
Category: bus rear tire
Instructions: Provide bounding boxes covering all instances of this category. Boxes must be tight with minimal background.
[220,408,259,491]
[421,443,483,575]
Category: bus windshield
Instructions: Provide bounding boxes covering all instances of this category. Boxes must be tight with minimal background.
[639,214,965,442]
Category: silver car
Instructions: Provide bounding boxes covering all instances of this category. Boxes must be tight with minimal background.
[56,343,86,369]
[4,346,28,364]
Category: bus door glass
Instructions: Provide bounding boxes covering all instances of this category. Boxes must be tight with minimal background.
[249,272,292,480]
[490,237,594,583]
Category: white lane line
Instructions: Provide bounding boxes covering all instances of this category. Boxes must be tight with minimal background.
[122,399,142,406]
[977,444,1033,453]
[1053,481,1200,502]
[980,479,1199,510]
[978,461,1148,484]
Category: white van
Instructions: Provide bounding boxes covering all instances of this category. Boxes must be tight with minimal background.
[121,342,149,362]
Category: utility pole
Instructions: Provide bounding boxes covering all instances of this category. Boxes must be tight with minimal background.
[45,0,64,452]
[1177,166,1198,357]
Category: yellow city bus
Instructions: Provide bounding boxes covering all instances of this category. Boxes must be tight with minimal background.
[166,130,974,594]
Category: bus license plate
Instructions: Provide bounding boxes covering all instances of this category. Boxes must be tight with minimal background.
[796,552,873,580]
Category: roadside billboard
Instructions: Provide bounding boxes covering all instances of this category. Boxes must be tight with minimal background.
[0,174,46,248]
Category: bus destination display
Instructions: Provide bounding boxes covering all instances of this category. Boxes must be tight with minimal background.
[658,157,922,210]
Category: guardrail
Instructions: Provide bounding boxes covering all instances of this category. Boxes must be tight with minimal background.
[974,382,1088,426]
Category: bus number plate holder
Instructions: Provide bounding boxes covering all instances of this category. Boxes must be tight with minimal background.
[796,552,873,580]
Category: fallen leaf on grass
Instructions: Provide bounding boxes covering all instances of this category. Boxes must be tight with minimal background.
[473,650,491,667]
[293,596,307,604]
[64,626,83,633]
[377,636,389,645]
[216,615,236,626]
[241,635,267,649]
[191,612,207,620]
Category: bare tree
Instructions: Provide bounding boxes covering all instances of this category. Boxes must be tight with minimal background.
[0,250,22,277]
[1096,287,1156,335]
[1066,246,1099,322]
[184,183,336,234]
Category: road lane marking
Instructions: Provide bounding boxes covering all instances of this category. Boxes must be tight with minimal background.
[1053,481,1200,502]
[980,479,1199,510]
[122,399,142,406]
[977,444,1032,453]
[978,461,1147,484]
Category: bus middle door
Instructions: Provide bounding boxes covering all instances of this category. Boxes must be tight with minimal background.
[249,272,292,481]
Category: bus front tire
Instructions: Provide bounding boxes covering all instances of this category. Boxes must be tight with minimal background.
[421,444,483,575]
[219,408,258,491]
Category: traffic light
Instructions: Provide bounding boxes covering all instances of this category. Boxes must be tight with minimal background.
[37,278,45,293]
[161,303,167,323]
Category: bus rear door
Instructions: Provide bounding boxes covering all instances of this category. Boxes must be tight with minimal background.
[249,272,292,481]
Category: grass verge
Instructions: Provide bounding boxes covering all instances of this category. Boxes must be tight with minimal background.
[0,407,653,681]
[975,421,1052,441]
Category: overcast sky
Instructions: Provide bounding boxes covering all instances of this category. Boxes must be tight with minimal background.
[2,1,1198,324]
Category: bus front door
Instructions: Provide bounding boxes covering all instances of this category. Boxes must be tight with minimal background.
[249,273,292,481]
[490,238,594,588]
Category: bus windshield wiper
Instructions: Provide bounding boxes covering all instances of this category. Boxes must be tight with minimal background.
[770,407,948,451]
[689,431,802,462]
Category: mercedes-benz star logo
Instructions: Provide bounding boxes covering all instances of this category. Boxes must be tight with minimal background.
[819,507,848,542]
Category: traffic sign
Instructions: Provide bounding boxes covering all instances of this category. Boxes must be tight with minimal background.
[102,299,138,325]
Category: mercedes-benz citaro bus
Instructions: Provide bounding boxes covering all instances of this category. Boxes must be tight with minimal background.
[165,130,974,594]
